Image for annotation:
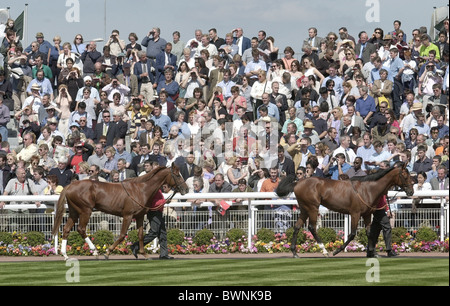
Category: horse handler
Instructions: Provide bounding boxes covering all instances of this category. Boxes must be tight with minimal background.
[130,187,174,260]
[367,162,400,258]
[366,194,398,258]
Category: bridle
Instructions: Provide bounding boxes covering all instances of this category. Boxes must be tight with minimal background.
[121,167,182,210]
[165,168,183,203]
[350,167,413,211]
[397,168,414,194]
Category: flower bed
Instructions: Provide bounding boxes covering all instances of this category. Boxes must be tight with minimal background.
[0,228,448,257]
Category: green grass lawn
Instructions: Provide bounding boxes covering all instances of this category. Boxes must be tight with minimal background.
[0,258,448,286]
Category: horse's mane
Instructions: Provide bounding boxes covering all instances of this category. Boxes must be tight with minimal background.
[350,166,397,182]
[127,166,168,184]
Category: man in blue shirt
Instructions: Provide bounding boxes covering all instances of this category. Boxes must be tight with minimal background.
[321,63,344,99]
[244,49,267,84]
[217,69,236,100]
[26,70,54,100]
[437,115,449,139]
[387,48,404,82]
[150,103,171,138]
[367,140,391,170]
[355,86,376,126]
[24,32,53,65]
[257,93,279,122]
[357,132,376,171]
[386,48,404,118]
[369,56,383,84]
[141,28,167,62]
[324,153,351,180]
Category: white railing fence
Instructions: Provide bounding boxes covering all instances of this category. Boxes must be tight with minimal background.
[0,191,448,252]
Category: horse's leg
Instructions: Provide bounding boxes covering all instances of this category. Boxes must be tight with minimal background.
[363,214,372,238]
[104,215,133,260]
[135,215,149,259]
[77,211,97,257]
[333,212,360,256]
[308,208,329,257]
[60,212,77,261]
[291,208,308,258]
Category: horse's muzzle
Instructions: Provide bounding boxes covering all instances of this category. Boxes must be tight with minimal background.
[406,190,414,197]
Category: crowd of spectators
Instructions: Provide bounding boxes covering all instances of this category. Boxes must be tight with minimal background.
[0,18,448,220]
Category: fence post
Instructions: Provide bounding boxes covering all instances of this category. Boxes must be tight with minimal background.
[247,200,252,250]
[53,204,58,255]
[441,197,448,242]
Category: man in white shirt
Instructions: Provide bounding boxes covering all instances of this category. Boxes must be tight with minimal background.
[0,167,40,210]
[87,143,108,169]
[185,29,203,57]
[217,69,236,100]
[195,34,218,59]
[399,93,415,124]
[245,49,267,83]
[22,84,43,114]
[400,101,422,139]
[332,135,356,165]
[75,76,100,101]
[102,78,130,104]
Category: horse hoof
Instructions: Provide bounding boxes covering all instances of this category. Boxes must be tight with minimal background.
[323,252,329,258]
[333,247,343,256]
[103,254,109,260]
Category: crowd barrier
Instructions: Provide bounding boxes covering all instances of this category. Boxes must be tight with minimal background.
[0,191,448,251]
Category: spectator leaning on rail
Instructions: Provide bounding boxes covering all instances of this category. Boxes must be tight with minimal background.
[0,167,41,211]
[209,173,233,216]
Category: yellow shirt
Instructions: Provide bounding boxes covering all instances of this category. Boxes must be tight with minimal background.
[43,185,64,195]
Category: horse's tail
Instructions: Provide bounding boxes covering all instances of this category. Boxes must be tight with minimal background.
[51,187,68,236]
[275,174,297,197]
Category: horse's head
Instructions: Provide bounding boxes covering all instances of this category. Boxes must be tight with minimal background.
[396,163,414,197]
[167,164,189,195]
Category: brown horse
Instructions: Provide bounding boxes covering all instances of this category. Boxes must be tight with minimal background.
[51,165,188,260]
[276,163,414,258]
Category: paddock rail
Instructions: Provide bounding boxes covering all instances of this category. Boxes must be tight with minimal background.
[0,190,448,251]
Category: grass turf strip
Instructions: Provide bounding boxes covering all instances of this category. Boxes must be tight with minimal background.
[0,258,448,286]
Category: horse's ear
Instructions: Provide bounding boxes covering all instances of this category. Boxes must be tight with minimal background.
[171,163,180,175]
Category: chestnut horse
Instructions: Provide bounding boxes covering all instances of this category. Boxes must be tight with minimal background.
[52,165,188,260]
[276,163,414,258]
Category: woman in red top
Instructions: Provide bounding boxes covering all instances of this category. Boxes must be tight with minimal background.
[68,141,94,173]
[226,86,247,116]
